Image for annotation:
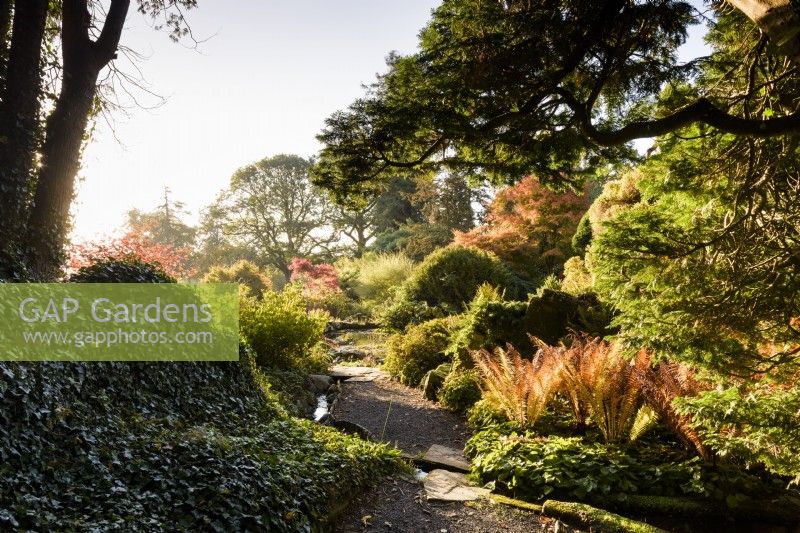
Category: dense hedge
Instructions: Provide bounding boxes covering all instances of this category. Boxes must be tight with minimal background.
[0,350,399,530]
[524,289,614,345]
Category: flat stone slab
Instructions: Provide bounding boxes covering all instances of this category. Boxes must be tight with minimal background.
[423,469,490,502]
[423,444,471,473]
[329,365,388,381]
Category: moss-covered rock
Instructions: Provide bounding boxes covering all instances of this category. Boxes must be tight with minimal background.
[524,289,613,344]
[600,494,800,527]
[542,500,666,533]
[422,363,451,401]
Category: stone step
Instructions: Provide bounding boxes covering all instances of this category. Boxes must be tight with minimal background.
[328,365,388,382]
[422,444,471,473]
[423,469,490,502]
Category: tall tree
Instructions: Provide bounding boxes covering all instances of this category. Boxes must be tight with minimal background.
[372,176,424,232]
[0,0,49,267]
[219,154,338,277]
[414,172,477,232]
[590,13,800,377]
[332,198,378,257]
[313,0,800,197]
[126,187,197,249]
[0,0,197,280]
[191,200,262,277]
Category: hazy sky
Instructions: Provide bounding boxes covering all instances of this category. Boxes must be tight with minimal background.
[73,0,440,241]
[73,0,708,243]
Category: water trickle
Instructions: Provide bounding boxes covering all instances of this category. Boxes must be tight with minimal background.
[313,394,329,421]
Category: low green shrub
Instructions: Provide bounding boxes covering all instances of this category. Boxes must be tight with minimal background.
[377,291,444,330]
[341,252,415,306]
[402,246,523,310]
[384,318,455,386]
[676,384,800,483]
[466,429,793,505]
[439,370,482,412]
[466,399,510,430]
[524,289,613,345]
[239,285,329,371]
[68,255,175,283]
[304,287,363,320]
[422,363,452,401]
[202,260,272,297]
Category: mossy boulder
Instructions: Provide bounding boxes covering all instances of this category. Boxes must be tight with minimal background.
[422,363,451,401]
[524,289,613,345]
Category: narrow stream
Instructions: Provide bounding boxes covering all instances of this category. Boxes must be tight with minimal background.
[313,394,329,421]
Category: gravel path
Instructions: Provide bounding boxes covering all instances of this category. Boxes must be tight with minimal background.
[336,475,565,533]
[332,377,471,455]
[330,374,573,533]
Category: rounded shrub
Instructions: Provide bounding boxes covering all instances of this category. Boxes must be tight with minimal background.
[402,246,521,310]
[447,284,531,365]
[439,370,482,412]
[202,260,272,297]
[384,318,455,386]
[68,255,175,283]
[239,285,329,370]
[350,253,415,304]
[378,290,443,330]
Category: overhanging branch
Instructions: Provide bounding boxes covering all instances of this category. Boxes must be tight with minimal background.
[569,95,800,145]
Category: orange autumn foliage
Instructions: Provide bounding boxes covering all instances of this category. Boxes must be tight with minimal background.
[455,176,588,281]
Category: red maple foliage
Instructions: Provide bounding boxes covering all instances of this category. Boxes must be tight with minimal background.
[455,175,588,280]
[288,257,340,296]
[69,231,196,280]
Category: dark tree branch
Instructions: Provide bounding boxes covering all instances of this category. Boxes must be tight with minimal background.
[61,0,91,68]
[94,0,130,65]
[374,135,446,167]
[561,92,800,145]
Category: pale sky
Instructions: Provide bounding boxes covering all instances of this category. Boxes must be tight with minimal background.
[73,1,709,243]
[72,0,440,242]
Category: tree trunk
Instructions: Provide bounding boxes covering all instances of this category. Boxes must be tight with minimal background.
[0,0,47,261]
[727,0,800,66]
[25,0,130,279]
[26,68,96,279]
[0,0,14,86]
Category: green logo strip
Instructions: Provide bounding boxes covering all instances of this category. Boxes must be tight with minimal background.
[0,284,239,361]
